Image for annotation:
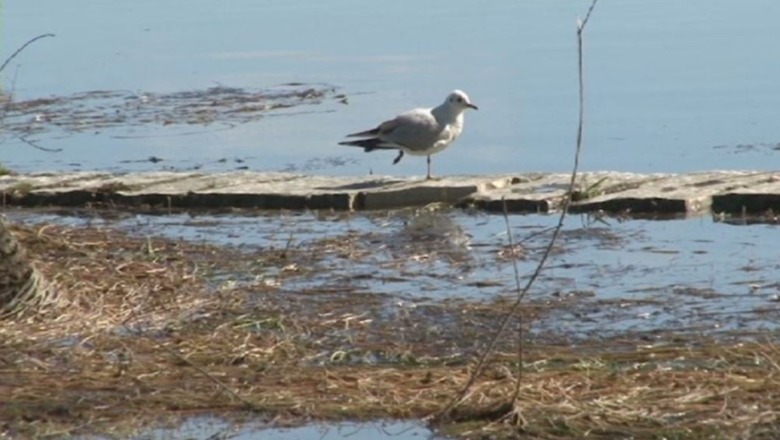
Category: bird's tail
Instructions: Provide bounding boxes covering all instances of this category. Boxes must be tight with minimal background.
[338,138,398,153]
[345,128,381,138]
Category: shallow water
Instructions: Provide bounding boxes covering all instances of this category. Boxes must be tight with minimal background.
[4,0,780,175]
[80,418,437,440]
[11,209,780,338]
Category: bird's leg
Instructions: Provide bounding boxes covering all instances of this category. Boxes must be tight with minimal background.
[426,155,432,180]
[392,150,404,165]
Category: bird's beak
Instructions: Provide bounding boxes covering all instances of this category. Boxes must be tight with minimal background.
[467,103,478,110]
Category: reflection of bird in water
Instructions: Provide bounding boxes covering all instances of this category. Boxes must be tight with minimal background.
[339,90,478,180]
[392,210,473,264]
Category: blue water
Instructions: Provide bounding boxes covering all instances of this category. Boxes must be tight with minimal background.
[122,419,437,440]
[3,0,780,176]
[74,418,437,440]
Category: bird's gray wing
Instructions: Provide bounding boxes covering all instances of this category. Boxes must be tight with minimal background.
[379,109,441,152]
[345,118,401,138]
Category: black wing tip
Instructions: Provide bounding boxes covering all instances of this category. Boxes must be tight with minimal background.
[345,127,381,138]
[338,140,366,147]
[339,138,392,153]
[338,139,373,152]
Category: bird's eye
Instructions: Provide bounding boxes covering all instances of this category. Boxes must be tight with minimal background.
[457,97,463,103]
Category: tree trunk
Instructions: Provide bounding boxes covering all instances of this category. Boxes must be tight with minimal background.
[0,217,48,317]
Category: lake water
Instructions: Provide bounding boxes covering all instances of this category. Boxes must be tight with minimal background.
[4,0,780,176]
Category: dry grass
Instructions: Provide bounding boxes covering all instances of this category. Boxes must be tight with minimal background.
[0,221,779,439]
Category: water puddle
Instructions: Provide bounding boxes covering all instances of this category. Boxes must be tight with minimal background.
[77,418,436,440]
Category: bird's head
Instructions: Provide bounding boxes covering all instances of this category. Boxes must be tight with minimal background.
[446,90,478,111]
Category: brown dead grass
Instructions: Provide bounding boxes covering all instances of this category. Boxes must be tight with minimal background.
[0,221,779,439]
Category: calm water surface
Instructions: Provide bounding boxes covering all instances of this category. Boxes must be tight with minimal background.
[4,0,780,175]
[126,419,436,440]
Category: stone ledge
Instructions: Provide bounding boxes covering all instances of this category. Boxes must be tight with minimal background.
[0,170,778,214]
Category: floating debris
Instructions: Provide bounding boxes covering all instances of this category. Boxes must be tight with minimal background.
[1,84,340,139]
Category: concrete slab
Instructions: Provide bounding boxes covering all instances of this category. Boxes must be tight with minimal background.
[710,172,780,214]
[569,171,763,214]
[461,172,668,213]
[1,170,779,215]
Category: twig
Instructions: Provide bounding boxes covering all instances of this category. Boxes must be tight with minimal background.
[0,34,55,75]
[503,201,525,399]
[434,0,600,419]
[19,136,62,153]
[1,34,55,142]
[0,66,21,130]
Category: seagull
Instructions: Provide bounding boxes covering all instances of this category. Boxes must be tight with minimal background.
[339,90,478,180]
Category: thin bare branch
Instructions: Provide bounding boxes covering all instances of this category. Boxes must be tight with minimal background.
[0,34,55,75]
[19,136,62,153]
[434,0,600,420]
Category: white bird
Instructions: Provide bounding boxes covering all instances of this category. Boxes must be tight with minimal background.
[339,90,478,180]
